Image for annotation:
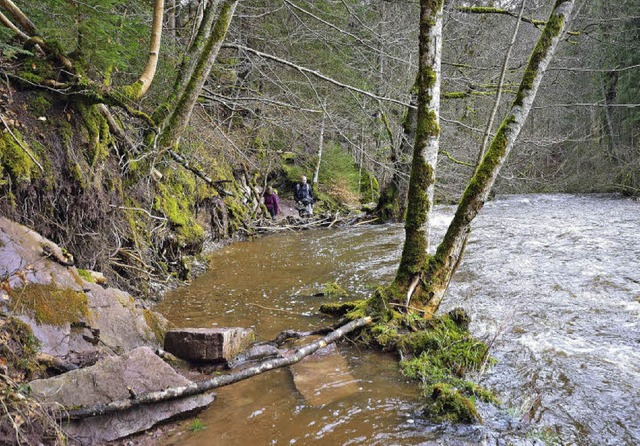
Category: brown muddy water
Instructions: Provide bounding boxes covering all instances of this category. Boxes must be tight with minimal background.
[157,194,640,445]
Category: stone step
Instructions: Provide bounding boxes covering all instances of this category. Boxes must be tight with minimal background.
[164,327,255,363]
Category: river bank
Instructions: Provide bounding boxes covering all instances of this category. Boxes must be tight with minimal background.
[0,202,362,445]
[155,193,640,445]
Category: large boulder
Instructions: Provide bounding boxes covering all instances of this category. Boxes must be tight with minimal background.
[164,327,255,363]
[0,217,170,365]
[29,347,215,445]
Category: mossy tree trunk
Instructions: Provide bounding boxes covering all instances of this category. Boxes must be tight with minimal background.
[392,0,444,296]
[398,0,576,316]
[156,0,238,151]
[166,0,222,108]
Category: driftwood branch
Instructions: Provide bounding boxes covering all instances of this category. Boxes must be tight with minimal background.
[60,316,372,420]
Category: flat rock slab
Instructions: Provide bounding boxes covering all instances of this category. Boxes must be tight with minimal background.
[289,341,361,407]
[29,347,215,445]
[164,327,254,363]
[0,217,169,363]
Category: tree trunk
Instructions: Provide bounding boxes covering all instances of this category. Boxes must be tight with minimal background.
[393,0,444,289]
[476,0,527,166]
[157,0,238,150]
[416,0,576,316]
[374,75,418,222]
[313,107,326,190]
[170,0,222,105]
[134,0,165,98]
[168,0,176,38]
[0,0,36,35]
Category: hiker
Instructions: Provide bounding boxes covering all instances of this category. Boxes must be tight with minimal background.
[263,185,280,220]
[294,175,314,216]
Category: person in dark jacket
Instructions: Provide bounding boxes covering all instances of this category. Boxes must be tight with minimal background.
[263,185,280,220]
[294,175,314,216]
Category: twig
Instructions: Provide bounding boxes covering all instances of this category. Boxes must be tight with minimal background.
[327,212,339,228]
[389,302,434,317]
[109,204,167,221]
[354,217,379,226]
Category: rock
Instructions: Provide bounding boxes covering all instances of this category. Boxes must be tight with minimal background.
[0,217,170,364]
[289,341,360,406]
[89,271,107,285]
[29,347,215,445]
[164,327,254,363]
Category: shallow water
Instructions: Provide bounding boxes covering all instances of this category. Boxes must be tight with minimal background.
[158,194,640,445]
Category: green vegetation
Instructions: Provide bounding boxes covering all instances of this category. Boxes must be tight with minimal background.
[143,309,168,344]
[77,269,95,283]
[320,281,348,297]
[8,284,89,326]
[188,419,207,433]
[0,130,38,184]
[0,314,42,379]
[321,299,496,423]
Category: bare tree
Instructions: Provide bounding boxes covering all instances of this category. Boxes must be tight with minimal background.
[386,0,576,317]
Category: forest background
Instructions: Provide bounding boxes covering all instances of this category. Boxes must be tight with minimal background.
[0,0,638,297]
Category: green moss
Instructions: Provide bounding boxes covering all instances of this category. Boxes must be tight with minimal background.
[443,91,468,99]
[396,311,497,423]
[117,81,144,101]
[374,181,401,222]
[225,194,250,236]
[77,102,111,167]
[320,281,348,297]
[424,383,480,423]
[0,315,42,378]
[69,161,86,188]
[143,309,167,343]
[31,94,52,115]
[153,172,205,248]
[319,301,360,316]
[58,120,75,147]
[514,11,565,107]
[77,269,95,283]
[17,56,54,85]
[8,284,89,326]
[0,130,39,183]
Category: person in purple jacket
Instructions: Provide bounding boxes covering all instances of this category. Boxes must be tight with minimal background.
[263,185,280,220]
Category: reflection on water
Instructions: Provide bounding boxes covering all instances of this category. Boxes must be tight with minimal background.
[158,194,640,445]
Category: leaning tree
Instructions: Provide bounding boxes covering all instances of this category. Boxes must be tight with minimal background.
[374,0,577,318]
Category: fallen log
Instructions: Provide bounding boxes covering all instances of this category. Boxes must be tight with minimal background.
[60,316,372,420]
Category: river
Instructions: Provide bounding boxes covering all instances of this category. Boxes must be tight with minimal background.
[157,194,640,445]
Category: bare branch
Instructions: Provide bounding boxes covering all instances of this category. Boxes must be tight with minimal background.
[223,43,413,109]
[457,6,545,27]
[477,0,527,165]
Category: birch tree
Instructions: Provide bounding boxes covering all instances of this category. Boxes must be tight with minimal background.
[384,0,576,317]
